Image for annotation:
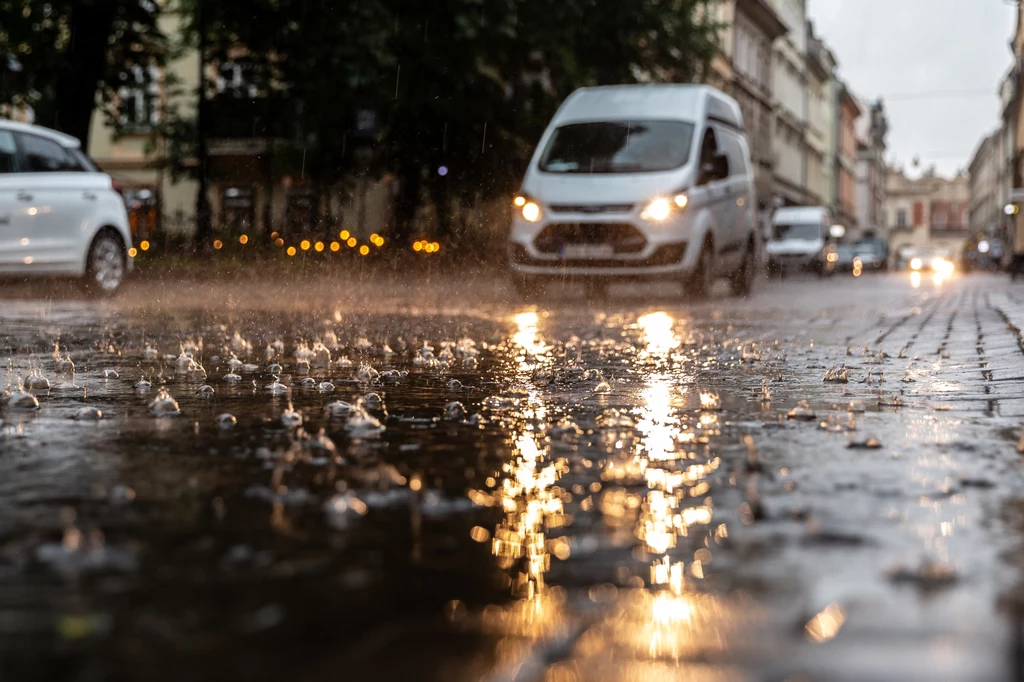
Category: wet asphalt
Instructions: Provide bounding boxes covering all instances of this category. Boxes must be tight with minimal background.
[3,269,1024,681]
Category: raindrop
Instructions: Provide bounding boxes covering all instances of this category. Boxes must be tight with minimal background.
[363,392,383,410]
[135,378,152,391]
[446,379,463,391]
[317,381,335,393]
[594,379,611,394]
[443,401,466,420]
[3,389,40,411]
[73,406,103,421]
[822,365,849,383]
[462,357,478,370]
[148,389,180,416]
[299,377,316,389]
[699,391,721,411]
[103,369,119,380]
[216,413,237,429]
[26,374,50,392]
[186,364,207,382]
[280,404,303,429]
[174,351,194,373]
[240,363,259,374]
[267,363,283,375]
[847,434,882,449]
[143,345,159,362]
[323,401,354,419]
[356,364,379,384]
[787,401,816,421]
[345,408,384,438]
[223,372,242,382]
[265,380,289,395]
[198,384,215,396]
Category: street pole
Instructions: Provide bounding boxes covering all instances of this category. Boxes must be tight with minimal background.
[195,0,212,251]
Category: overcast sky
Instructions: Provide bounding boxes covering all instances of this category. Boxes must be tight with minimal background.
[806,0,1016,178]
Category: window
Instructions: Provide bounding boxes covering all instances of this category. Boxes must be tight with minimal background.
[896,208,907,227]
[19,133,72,172]
[0,130,18,173]
[120,65,161,129]
[933,213,946,229]
[539,120,695,174]
[912,201,924,226]
[217,61,259,98]
[718,128,748,178]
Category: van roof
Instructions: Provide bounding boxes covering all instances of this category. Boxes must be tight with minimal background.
[0,119,82,148]
[555,84,744,130]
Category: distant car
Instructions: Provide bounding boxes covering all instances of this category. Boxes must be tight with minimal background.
[834,245,856,273]
[853,238,888,272]
[0,120,132,294]
[908,251,955,275]
[508,84,760,299]
[765,206,836,276]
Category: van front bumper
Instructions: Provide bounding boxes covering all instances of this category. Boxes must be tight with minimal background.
[507,211,698,278]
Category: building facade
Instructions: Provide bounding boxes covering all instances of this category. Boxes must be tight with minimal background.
[854,99,889,239]
[887,167,970,256]
[723,0,788,234]
[767,0,807,208]
[804,21,829,207]
[836,85,860,231]
[968,129,1005,236]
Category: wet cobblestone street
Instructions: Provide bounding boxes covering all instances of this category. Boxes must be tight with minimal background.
[4,271,1024,681]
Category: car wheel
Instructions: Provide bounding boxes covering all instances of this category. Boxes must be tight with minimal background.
[83,231,126,295]
[512,275,543,300]
[686,238,714,299]
[730,238,756,297]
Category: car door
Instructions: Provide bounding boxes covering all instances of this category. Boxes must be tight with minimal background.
[0,128,27,269]
[14,132,86,266]
[719,128,754,264]
[692,127,730,262]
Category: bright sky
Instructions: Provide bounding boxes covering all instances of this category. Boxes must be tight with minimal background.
[807,0,1016,178]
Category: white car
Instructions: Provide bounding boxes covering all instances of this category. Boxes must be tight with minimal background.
[508,84,759,298]
[0,120,132,294]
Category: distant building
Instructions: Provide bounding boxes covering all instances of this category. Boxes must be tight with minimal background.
[804,21,831,208]
[712,0,788,234]
[968,129,1005,236]
[835,85,860,231]
[767,0,808,208]
[854,98,889,239]
[887,167,970,256]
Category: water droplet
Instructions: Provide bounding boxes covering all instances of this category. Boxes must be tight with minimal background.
[216,413,237,429]
[148,389,180,416]
[103,369,119,380]
[323,401,354,419]
[73,406,103,421]
[443,401,466,420]
[317,381,335,393]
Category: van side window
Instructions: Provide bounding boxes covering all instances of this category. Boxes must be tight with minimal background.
[719,130,749,178]
[697,129,725,185]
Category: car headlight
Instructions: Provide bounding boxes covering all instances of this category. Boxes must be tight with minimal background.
[826,252,838,263]
[640,194,688,222]
[910,257,922,271]
[514,194,542,223]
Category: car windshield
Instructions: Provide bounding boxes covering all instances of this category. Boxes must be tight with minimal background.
[837,246,855,258]
[538,120,695,173]
[855,241,882,255]
[773,223,821,240]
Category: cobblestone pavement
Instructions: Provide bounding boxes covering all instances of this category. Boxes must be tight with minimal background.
[3,271,1024,681]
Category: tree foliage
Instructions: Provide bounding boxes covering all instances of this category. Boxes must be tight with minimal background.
[0,0,168,144]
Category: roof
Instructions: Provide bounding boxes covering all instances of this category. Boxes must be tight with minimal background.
[0,119,82,148]
[557,84,743,129]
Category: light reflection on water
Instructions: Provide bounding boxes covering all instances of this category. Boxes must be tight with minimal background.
[484,309,745,677]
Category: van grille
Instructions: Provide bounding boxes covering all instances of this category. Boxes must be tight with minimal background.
[534,223,647,254]
[547,203,634,214]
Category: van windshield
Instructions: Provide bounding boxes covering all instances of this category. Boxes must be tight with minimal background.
[538,120,695,173]
[773,223,821,241]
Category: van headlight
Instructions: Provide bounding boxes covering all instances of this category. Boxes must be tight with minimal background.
[910,257,922,271]
[514,194,542,223]
[640,194,687,222]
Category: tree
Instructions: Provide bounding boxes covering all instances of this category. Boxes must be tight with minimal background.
[0,0,167,145]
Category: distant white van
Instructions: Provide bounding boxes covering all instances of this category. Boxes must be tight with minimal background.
[766,206,835,276]
[507,84,760,298]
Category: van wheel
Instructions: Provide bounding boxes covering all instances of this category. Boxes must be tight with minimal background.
[730,239,757,297]
[513,275,543,300]
[82,231,126,296]
[686,239,714,299]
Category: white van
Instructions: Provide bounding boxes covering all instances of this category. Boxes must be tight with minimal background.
[0,120,132,293]
[508,84,759,298]
[765,206,835,276]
